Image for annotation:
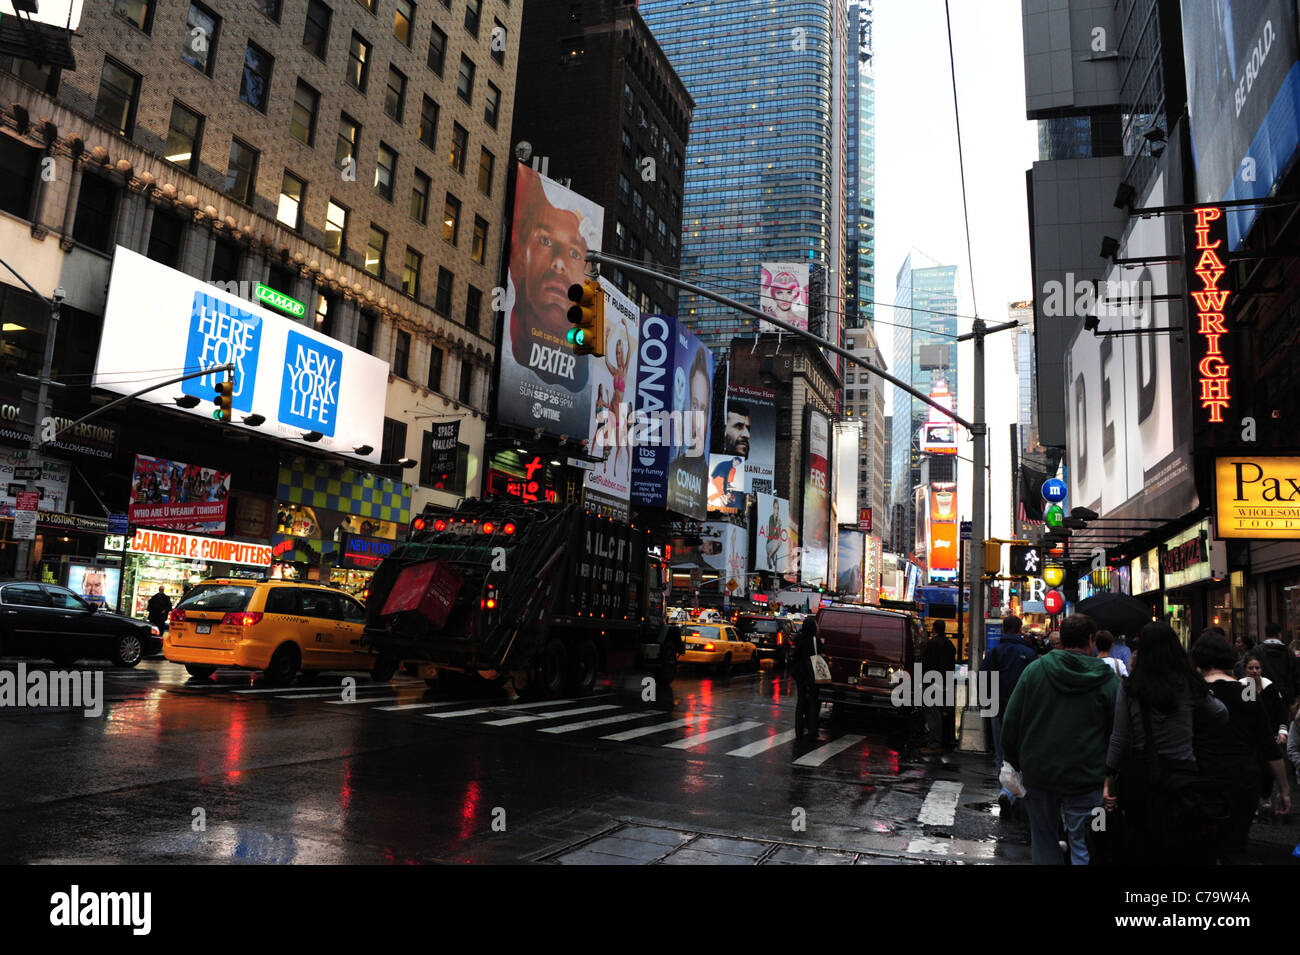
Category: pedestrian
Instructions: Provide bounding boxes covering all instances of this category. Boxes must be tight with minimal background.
[1233,634,1256,678]
[1191,630,1289,863]
[1047,630,1062,652]
[1241,648,1289,812]
[147,586,173,632]
[1103,621,1228,865]
[982,614,1039,817]
[921,619,956,755]
[1110,632,1133,670]
[1254,623,1300,707]
[792,616,820,740]
[1001,614,1118,864]
[1096,630,1129,678]
[1287,702,1300,779]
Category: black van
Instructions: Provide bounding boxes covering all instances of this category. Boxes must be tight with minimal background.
[813,605,925,711]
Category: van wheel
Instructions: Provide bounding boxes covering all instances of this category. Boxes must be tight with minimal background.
[185,664,216,679]
[716,653,732,678]
[536,638,568,699]
[264,644,301,687]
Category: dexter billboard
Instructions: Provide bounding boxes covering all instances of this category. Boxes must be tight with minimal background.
[97,248,387,462]
[498,163,603,437]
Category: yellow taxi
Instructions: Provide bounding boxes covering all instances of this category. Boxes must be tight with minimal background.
[163,578,398,685]
[679,622,758,675]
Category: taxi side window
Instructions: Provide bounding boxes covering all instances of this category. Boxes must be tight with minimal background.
[264,588,299,615]
[340,597,367,622]
[299,590,342,621]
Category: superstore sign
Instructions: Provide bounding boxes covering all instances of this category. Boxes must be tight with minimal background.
[122,528,272,566]
[1186,205,1232,424]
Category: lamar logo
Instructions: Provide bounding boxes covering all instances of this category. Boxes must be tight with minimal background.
[182,292,262,409]
[279,330,342,436]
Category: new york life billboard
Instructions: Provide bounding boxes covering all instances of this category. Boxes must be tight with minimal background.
[801,408,831,585]
[583,278,640,516]
[629,315,714,519]
[1183,0,1300,247]
[498,163,604,436]
[97,248,387,462]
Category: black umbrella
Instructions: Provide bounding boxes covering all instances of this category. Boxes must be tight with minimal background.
[1075,592,1156,638]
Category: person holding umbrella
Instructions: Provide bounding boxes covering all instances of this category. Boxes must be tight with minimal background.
[1075,592,1156,640]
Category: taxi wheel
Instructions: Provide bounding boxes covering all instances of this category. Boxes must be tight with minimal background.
[113,632,143,668]
[185,664,216,679]
[371,655,400,682]
[716,653,732,677]
[264,644,301,687]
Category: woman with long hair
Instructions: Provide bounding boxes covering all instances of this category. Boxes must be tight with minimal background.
[1103,621,1228,864]
[1241,648,1289,810]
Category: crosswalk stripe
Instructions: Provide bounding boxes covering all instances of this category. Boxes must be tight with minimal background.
[726,728,798,758]
[601,716,694,741]
[917,780,962,826]
[791,733,866,767]
[484,704,620,727]
[662,720,763,750]
[538,710,664,734]
[326,694,404,705]
[427,707,492,719]
[374,699,483,712]
[231,684,390,695]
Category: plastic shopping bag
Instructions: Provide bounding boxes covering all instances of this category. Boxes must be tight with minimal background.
[999,761,1027,798]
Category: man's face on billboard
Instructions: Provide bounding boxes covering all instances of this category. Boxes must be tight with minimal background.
[515,204,588,330]
[724,411,751,458]
[684,367,710,456]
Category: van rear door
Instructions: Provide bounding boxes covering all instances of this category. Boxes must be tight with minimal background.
[859,615,907,685]
[816,609,864,686]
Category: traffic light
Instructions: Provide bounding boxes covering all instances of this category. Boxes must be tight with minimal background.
[983,540,1001,575]
[213,373,234,422]
[566,279,604,356]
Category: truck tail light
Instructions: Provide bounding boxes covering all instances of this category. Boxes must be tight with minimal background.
[777,634,784,646]
[481,521,495,535]
[169,609,186,623]
[433,518,447,532]
[412,517,427,532]
[221,612,264,627]
[503,522,516,536]
[481,586,498,611]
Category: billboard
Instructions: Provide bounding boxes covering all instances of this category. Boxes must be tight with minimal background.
[756,493,800,581]
[708,453,745,514]
[129,454,231,535]
[629,315,713,519]
[759,263,810,333]
[802,408,831,585]
[66,564,121,609]
[583,278,640,517]
[1064,172,1199,521]
[97,248,387,462]
[836,529,865,601]
[1182,0,1300,247]
[927,482,958,581]
[498,163,604,436]
[703,520,748,597]
[834,423,860,522]
[713,384,776,496]
[1215,455,1300,538]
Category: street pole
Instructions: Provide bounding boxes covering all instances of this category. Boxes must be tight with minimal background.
[966,319,987,752]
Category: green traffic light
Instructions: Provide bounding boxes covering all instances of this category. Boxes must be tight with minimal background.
[566,328,586,347]
[213,410,223,420]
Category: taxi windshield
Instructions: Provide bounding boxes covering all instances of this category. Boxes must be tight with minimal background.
[686,625,721,640]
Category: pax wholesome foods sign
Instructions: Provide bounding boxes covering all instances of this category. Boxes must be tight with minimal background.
[1216,457,1300,538]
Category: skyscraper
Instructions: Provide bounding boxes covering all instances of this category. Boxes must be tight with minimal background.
[845,1,876,332]
[640,0,850,355]
[1008,300,1041,458]
[890,250,958,554]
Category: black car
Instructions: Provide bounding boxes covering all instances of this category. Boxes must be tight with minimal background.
[735,613,796,668]
[0,581,162,667]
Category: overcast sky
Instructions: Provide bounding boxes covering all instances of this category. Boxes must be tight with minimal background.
[873,0,1038,543]
[2,0,81,28]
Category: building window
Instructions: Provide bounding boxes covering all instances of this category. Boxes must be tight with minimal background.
[422,439,468,493]
[164,101,203,171]
[266,263,294,296]
[382,417,408,465]
[0,138,39,220]
[618,172,630,205]
[410,168,430,223]
[114,0,153,32]
[182,3,218,74]
[442,193,461,244]
[419,95,439,149]
[394,329,411,377]
[291,80,319,146]
[427,345,443,391]
[435,267,452,316]
[450,123,467,173]
[624,83,633,117]
[365,225,387,277]
[95,58,139,136]
[394,0,414,45]
[484,81,500,129]
[252,0,281,19]
[224,138,258,203]
[402,249,422,299]
[147,212,184,268]
[471,216,487,265]
[621,128,632,157]
[356,310,376,353]
[465,284,481,335]
[335,113,360,169]
[374,142,396,200]
[427,24,447,75]
[240,42,273,113]
[324,199,348,256]
[614,219,626,251]
[385,65,407,121]
[458,362,473,404]
[477,147,493,195]
[456,55,475,103]
[348,32,371,91]
[277,171,305,230]
[211,237,240,282]
[72,173,117,253]
[314,290,337,336]
[303,0,331,58]
[464,0,481,36]
[491,18,506,65]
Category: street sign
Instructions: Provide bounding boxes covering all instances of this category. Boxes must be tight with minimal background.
[107,513,130,535]
[15,491,39,510]
[14,490,38,541]
[6,483,24,496]
[960,520,972,540]
[726,578,738,592]
[13,467,41,480]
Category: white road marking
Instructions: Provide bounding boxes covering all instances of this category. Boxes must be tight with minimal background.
[906,837,951,855]
[662,720,763,750]
[601,716,695,741]
[427,707,492,719]
[791,733,866,767]
[374,699,483,712]
[325,694,404,705]
[726,728,798,758]
[917,780,962,826]
[538,710,663,734]
[484,704,620,727]
[231,684,393,695]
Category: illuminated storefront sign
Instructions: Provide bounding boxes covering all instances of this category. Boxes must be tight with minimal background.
[106,528,272,566]
[340,532,396,569]
[486,460,559,503]
[1215,456,1300,538]
[1187,206,1232,423]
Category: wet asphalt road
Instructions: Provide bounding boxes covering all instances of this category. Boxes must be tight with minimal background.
[0,657,1294,864]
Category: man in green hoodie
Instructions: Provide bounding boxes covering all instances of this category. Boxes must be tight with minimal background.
[1001,613,1118,864]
